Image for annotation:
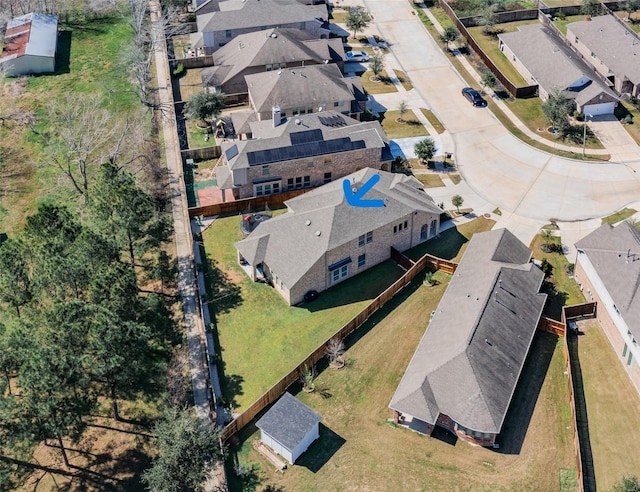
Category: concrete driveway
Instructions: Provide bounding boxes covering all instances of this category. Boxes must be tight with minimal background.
[362,0,640,223]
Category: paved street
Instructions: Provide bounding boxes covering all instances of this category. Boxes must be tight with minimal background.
[361,0,640,226]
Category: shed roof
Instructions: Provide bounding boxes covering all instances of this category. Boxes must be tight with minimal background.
[390,229,547,433]
[1,13,57,63]
[235,168,441,289]
[567,15,640,85]
[256,392,322,450]
[576,221,640,341]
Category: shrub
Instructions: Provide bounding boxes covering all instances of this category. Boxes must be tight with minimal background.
[172,63,184,76]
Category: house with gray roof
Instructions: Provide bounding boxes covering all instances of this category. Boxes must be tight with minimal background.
[0,13,57,77]
[256,392,322,464]
[200,28,344,96]
[567,15,640,97]
[235,168,442,305]
[574,221,640,396]
[498,24,618,115]
[389,229,547,447]
[191,0,329,54]
[216,111,393,200]
[245,64,367,121]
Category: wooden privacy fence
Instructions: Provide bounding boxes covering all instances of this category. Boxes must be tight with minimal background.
[538,316,566,336]
[220,250,458,441]
[562,302,597,322]
[172,55,215,70]
[181,146,221,162]
[435,0,538,98]
[563,333,585,492]
[188,188,309,218]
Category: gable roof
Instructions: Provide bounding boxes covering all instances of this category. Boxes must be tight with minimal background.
[1,13,57,63]
[196,0,328,34]
[245,64,360,113]
[222,111,389,171]
[567,15,640,85]
[498,24,618,107]
[256,392,322,450]
[390,229,547,433]
[235,168,442,289]
[576,221,640,340]
[201,28,344,88]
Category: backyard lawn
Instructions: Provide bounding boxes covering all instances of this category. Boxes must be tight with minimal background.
[405,216,496,262]
[573,319,640,490]
[201,214,406,410]
[228,274,576,491]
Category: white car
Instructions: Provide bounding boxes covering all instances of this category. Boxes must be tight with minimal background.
[345,50,370,63]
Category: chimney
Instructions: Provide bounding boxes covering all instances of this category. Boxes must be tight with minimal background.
[272,106,282,127]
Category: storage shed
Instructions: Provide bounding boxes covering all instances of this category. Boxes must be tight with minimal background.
[1,13,58,76]
[256,392,322,465]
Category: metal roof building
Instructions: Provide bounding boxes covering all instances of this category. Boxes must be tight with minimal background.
[1,13,58,76]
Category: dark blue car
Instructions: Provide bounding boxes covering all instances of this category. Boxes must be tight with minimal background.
[462,87,487,107]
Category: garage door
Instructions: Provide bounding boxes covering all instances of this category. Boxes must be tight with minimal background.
[584,102,616,116]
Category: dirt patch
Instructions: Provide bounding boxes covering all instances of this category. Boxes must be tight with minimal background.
[2,79,27,98]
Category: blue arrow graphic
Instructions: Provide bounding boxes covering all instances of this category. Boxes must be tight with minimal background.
[343,174,385,208]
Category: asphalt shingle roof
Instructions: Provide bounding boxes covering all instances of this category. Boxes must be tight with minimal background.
[576,221,640,341]
[235,168,442,289]
[389,229,547,433]
[256,392,322,451]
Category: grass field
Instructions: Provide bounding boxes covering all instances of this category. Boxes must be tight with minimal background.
[0,15,137,234]
[405,216,496,262]
[414,173,445,188]
[360,71,399,94]
[573,320,640,490]
[393,69,413,91]
[227,275,576,491]
[379,110,428,138]
[201,214,406,410]
[420,108,446,134]
[601,207,637,225]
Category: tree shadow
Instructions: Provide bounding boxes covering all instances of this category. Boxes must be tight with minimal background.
[296,424,345,474]
[542,280,569,321]
[494,331,557,455]
[201,254,243,314]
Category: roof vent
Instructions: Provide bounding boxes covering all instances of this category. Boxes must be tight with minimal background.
[271,33,277,39]
[315,230,321,236]
[305,219,311,226]
[295,118,302,125]
[485,339,493,347]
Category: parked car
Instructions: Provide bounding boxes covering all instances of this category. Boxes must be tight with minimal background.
[345,50,370,63]
[461,87,487,107]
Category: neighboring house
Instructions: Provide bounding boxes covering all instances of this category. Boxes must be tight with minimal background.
[245,64,367,121]
[256,392,322,465]
[200,27,344,96]
[567,15,640,97]
[390,229,547,447]
[235,168,442,305]
[498,24,618,115]
[217,111,393,200]
[0,13,57,77]
[574,221,640,396]
[192,0,329,54]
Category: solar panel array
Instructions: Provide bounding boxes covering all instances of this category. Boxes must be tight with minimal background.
[247,137,366,166]
[318,114,347,127]
[225,144,239,161]
[289,129,324,145]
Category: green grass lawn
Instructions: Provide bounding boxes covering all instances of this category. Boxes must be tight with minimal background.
[420,108,446,134]
[405,217,496,262]
[413,173,445,188]
[360,71,399,94]
[467,24,533,87]
[186,119,217,149]
[379,110,428,138]
[574,319,640,490]
[228,275,575,491]
[177,68,204,103]
[201,214,405,410]
[393,69,414,91]
[529,234,585,320]
[553,15,590,35]
[601,208,637,225]
[617,101,640,145]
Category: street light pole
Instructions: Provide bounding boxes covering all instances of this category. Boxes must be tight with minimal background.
[582,113,593,157]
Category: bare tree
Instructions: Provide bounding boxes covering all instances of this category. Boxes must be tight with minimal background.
[325,338,345,368]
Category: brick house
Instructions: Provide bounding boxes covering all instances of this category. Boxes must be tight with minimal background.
[234,168,442,305]
[390,229,547,447]
[200,28,344,96]
[566,15,640,97]
[216,111,393,200]
[192,0,329,54]
[498,24,618,115]
[574,221,640,396]
[245,64,367,121]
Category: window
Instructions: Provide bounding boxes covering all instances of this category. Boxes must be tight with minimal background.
[591,52,596,58]
[366,231,373,243]
[303,175,310,187]
[323,156,332,164]
[614,304,621,316]
[262,165,270,175]
[324,172,332,183]
[404,220,408,229]
[225,30,232,38]
[287,178,294,190]
[575,36,579,44]
[331,264,348,283]
[307,106,313,114]
[623,344,629,358]
[266,64,273,71]
[393,225,398,234]
[358,253,366,268]
[299,21,306,29]
[280,63,286,69]
[306,160,314,168]
[254,182,280,196]
[334,101,345,107]
[474,431,482,439]
[358,234,366,247]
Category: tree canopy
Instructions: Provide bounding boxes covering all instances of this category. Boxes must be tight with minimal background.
[184,91,226,124]
[345,6,372,39]
[415,137,437,162]
[542,90,573,131]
